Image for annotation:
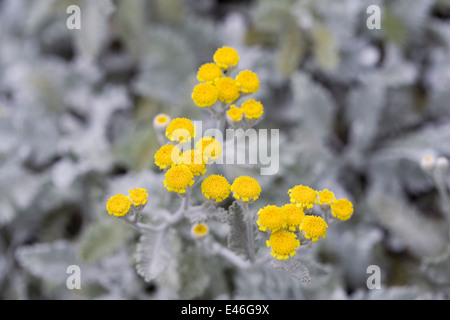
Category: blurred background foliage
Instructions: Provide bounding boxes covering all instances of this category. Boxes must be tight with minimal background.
[1,0,450,299]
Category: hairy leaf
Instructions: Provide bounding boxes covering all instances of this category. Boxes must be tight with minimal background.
[271,259,311,283]
[134,230,174,282]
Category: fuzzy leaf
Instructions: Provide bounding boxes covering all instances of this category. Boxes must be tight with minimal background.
[271,259,311,282]
[134,230,174,282]
[16,240,80,284]
[368,192,446,258]
[78,220,130,263]
[227,201,248,256]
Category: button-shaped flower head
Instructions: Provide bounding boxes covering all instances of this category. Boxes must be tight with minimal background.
[241,99,264,120]
[196,63,223,83]
[154,144,181,170]
[288,185,318,209]
[106,194,132,217]
[226,105,244,123]
[236,70,259,94]
[266,229,301,260]
[192,82,219,108]
[128,188,148,207]
[153,113,171,132]
[191,223,210,239]
[330,198,354,221]
[256,205,286,232]
[195,136,222,163]
[300,215,328,242]
[281,203,305,231]
[163,165,195,194]
[176,150,207,176]
[201,174,231,203]
[165,117,196,143]
[317,189,335,206]
[231,176,262,202]
[215,77,240,104]
[213,46,239,70]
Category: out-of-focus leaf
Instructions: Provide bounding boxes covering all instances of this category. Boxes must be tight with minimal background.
[78,219,130,263]
[134,230,174,282]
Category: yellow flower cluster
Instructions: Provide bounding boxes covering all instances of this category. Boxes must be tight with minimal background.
[258,184,354,260]
[106,188,149,217]
[151,115,226,194]
[191,46,264,126]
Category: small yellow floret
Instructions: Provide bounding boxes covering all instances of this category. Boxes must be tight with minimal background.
[201,175,231,203]
[256,205,286,232]
[213,46,239,69]
[300,215,328,242]
[195,136,222,162]
[191,82,219,108]
[128,188,148,207]
[163,165,195,194]
[154,144,181,169]
[191,223,209,239]
[197,63,223,83]
[153,113,171,131]
[215,77,240,103]
[226,105,243,122]
[266,229,300,260]
[241,99,264,120]
[165,117,196,143]
[288,185,318,209]
[281,203,305,231]
[106,194,132,217]
[330,198,354,221]
[317,189,335,206]
[231,176,262,202]
[236,70,260,94]
[176,150,207,176]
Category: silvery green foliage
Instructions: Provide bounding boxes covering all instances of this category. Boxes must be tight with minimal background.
[1,0,450,300]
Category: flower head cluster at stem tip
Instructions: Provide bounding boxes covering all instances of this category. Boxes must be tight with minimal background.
[106,188,148,217]
[191,46,264,128]
[258,184,354,260]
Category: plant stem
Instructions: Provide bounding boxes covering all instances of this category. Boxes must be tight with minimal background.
[242,202,256,262]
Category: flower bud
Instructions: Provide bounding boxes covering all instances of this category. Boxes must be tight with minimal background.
[420,155,435,176]
[153,113,171,132]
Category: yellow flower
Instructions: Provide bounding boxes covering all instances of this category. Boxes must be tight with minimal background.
[128,188,148,207]
[153,113,171,131]
[226,104,243,122]
[191,82,219,107]
[165,117,196,143]
[241,99,264,120]
[266,229,300,260]
[191,223,209,239]
[317,189,335,206]
[288,185,318,209]
[197,63,223,83]
[201,174,231,203]
[231,176,262,202]
[236,70,260,94]
[281,203,305,231]
[154,144,181,169]
[213,46,239,69]
[215,77,240,103]
[256,205,286,232]
[195,136,222,162]
[176,150,207,176]
[106,194,132,217]
[163,165,195,194]
[330,198,354,221]
[300,215,328,242]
